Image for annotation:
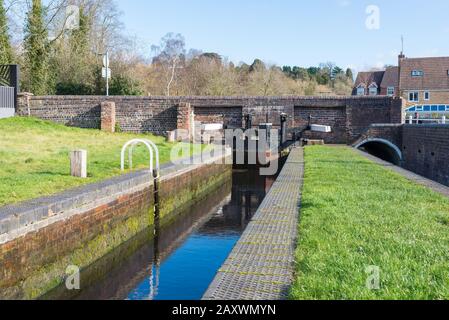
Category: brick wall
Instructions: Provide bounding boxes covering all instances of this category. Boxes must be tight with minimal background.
[353,124,403,150]
[294,106,347,143]
[17,95,179,135]
[0,155,232,299]
[194,106,243,128]
[400,90,449,105]
[402,124,449,186]
[17,95,403,144]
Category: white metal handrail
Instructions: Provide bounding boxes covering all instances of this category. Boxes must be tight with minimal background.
[121,139,160,178]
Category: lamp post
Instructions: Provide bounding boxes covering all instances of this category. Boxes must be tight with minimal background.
[104,51,109,97]
[93,50,111,96]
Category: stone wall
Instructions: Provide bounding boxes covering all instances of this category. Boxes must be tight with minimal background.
[16,94,404,144]
[402,124,449,186]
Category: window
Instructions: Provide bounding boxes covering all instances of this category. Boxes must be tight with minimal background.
[387,87,395,96]
[356,85,365,96]
[411,70,424,77]
[424,91,430,101]
[368,83,378,96]
[409,91,419,102]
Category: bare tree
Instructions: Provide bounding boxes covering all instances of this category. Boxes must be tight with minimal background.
[151,33,186,96]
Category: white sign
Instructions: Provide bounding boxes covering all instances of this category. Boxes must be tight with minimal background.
[102,67,111,79]
[103,55,110,68]
[202,123,223,131]
[310,124,331,133]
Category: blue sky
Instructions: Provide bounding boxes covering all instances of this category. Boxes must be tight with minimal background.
[116,0,449,71]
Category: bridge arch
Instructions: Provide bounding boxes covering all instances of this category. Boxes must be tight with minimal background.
[354,138,402,165]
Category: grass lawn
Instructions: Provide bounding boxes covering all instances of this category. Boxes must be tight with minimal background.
[290,145,449,300]
[0,117,193,206]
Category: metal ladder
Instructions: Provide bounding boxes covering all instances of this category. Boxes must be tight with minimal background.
[121,138,161,217]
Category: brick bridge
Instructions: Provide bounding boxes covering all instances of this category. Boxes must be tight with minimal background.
[352,124,404,165]
[17,94,405,144]
[16,94,449,186]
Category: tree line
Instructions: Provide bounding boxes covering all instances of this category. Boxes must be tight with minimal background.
[0,0,354,96]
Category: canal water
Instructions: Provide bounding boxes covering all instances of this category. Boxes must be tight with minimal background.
[43,167,280,300]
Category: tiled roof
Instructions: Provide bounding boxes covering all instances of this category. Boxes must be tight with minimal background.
[400,57,449,90]
[354,71,385,88]
[353,71,385,95]
[380,67,399,89]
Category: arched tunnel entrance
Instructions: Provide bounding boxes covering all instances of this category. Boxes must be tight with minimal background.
[355,139,402,165]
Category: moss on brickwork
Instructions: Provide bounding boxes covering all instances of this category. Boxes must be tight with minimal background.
[21,211,153,299]
[159,168,232,225]
[2,165,232,300]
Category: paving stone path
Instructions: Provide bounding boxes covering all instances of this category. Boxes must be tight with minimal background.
[203,147,304,300]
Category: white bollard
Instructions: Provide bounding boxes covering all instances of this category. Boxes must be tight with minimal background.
[408,115,413,124]
[70,150,87,178]
[442,116,446,124]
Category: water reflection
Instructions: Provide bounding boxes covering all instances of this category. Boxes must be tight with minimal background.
[44,168,278,300]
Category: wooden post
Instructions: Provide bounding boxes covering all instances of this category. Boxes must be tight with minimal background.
[166,130,176,143]
[70,150,87,178]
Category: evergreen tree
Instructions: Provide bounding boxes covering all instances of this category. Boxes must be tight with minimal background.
[346,68,354,81]
[0,0,13,65]
[24,0,50,94]
[70,7,89,56]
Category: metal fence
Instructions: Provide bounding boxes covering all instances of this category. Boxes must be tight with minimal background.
[405,115,447,125]
[0,86,15,119]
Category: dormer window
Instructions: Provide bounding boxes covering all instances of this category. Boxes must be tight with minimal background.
[356,84,365,96]
[411,70,424,77]
[368,83,378,96]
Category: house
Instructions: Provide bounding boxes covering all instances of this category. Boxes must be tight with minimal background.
[352,67,399,97]
[353,53,449,105]
[380,66,399,96]
[398,54,449,105]
[352,71,385,96]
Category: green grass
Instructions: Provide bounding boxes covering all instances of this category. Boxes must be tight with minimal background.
[290,145,449,300]
[0,117,196,206]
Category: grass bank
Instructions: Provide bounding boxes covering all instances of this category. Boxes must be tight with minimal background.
[291,146,449,300]
[0,117,191,206]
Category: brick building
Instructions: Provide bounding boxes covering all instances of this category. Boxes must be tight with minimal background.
[354,53,449,104]
[353,53,449,120]
[353,67,399,97]
[398,54,449,105]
